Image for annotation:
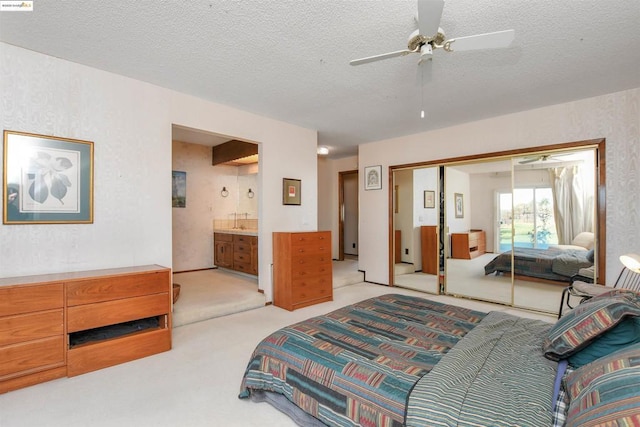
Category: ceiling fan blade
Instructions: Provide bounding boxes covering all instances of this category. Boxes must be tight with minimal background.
[446,29,515,52]
[350,49,414,66]
[519,157,539,164]
[417,0,445,37]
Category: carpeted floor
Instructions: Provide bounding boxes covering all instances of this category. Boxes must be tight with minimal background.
[172,257,365,327]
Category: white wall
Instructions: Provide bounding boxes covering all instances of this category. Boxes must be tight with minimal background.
[0,42,318,302]
[445,168,471,234]
[317,155,358,259]
[358,87,640,285]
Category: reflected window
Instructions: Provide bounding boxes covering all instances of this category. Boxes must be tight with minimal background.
[499,187,558,250]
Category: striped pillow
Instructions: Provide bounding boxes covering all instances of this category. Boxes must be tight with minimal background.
[563,342,640,427]
[543,289,640,361]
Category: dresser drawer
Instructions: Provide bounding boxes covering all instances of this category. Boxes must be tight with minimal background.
[291,277,332,302]
[0,336,65,378]
[291,263,332,278]
[289,242,330,256]
[290,232,330,247]
[291,253,332,269]
[67,293,169,333]
[0,284,63,317]
[67,328,171,377]
[67,270,169,306]
[0,310,64,347]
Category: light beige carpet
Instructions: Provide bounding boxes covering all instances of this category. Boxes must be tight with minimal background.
[172,269,265,327]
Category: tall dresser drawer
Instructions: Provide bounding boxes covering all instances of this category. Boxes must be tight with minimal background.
[291,263,331,278]
[290,232,330,246]
[0,310,64,347]
[291,278,332,302]
[0,284,63,317]
[291,253,332,268]
[0,336,65,378]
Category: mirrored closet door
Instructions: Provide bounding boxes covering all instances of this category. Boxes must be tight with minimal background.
[511,148,598,312]
[392,167,440,294]
[390,139,604,315]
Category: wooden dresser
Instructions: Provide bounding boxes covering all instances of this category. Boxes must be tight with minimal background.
[420,225,438,274]
[451,230,486,259]
[273,231,333,311]
[0,265,171,393]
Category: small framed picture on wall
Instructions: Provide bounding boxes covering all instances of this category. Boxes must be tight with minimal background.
[283,178,301,205]
[454,193,464,218]
[424,190,435,208]
[364,165,382,190]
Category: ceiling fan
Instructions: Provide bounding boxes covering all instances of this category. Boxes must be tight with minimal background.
[349,0,515,66]
[518,154,567,164]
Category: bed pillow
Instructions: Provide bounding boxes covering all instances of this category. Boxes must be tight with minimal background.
[543,289,640,361]
[571,232,594,250]
[563,342,640,427]
[567,316,640,367]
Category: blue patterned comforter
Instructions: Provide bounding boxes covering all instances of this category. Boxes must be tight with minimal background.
[239,294,486,427]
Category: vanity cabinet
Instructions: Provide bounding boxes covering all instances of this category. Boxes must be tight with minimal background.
[451,230,486,259]
[214,232,258,276]
[214,233,234,269]
[272,231,333,311]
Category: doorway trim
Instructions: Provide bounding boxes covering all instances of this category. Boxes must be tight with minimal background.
[338,169,358,261]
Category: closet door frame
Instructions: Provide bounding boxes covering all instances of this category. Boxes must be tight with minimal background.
[387,138,606,288]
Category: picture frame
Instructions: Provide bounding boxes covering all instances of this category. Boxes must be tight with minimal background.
[172,170,186,208]
[424,190,435,209]
[3,130,94,224]
[364,165,382,190]
[282,178,301,205]
[454,192,464,218]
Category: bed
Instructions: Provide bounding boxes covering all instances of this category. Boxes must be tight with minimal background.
[239,294,555,426]
[239,291,640,426]
[483,247,593,283]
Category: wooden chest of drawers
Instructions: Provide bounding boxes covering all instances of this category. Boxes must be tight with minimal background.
[451,230,486,259]
[0,265,171,393]
[273,231,333,311]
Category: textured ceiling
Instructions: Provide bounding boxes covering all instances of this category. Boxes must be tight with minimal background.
[1,1,639,158]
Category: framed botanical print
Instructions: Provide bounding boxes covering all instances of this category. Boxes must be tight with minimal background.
[3,130,94,224]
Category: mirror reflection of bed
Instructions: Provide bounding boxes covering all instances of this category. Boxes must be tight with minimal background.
[445,148,598,314]
[391,143,602,316]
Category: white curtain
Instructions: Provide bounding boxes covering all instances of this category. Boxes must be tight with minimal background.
[549,165,594,244]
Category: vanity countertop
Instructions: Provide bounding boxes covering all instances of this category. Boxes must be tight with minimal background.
[213,229,258,236]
